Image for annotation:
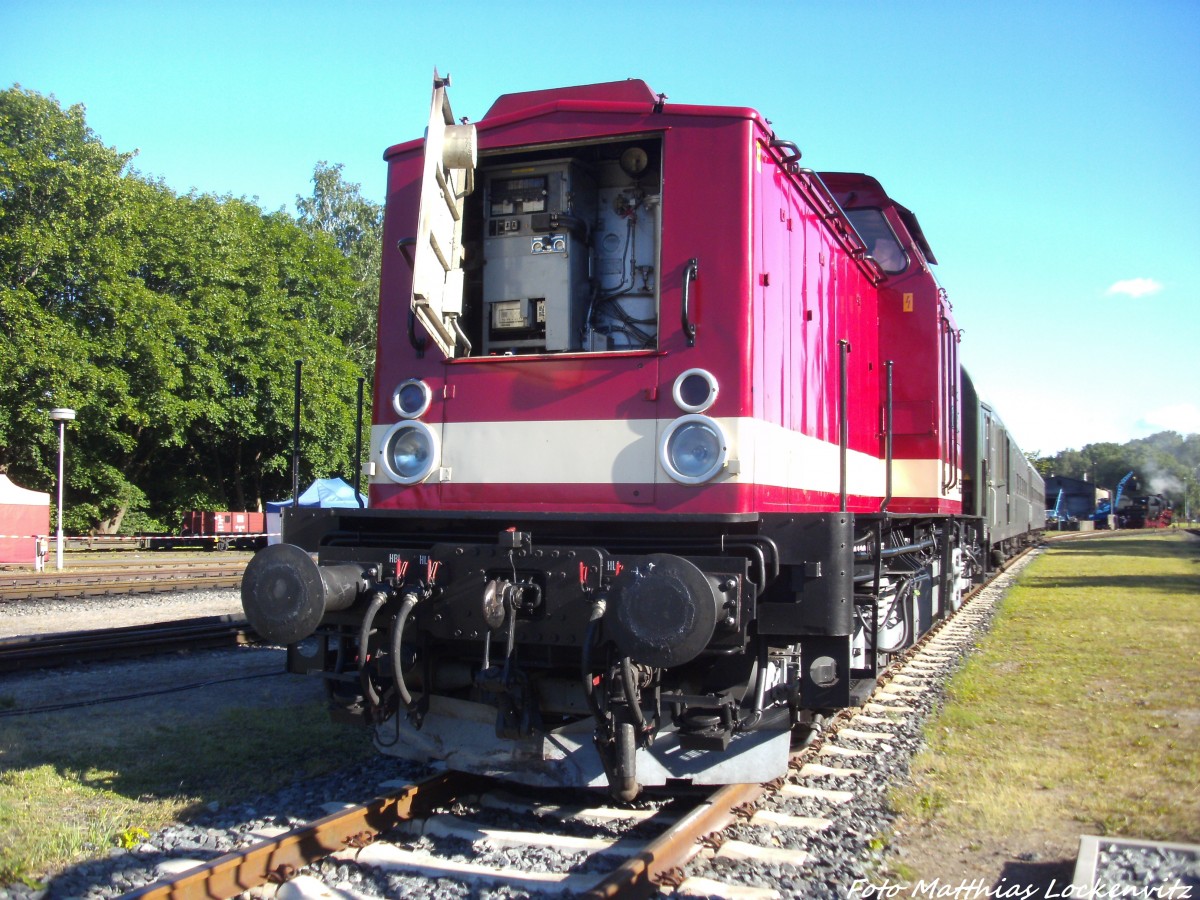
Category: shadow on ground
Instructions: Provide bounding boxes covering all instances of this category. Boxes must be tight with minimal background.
[993,858,1077,899]
[1047,533,1199,561]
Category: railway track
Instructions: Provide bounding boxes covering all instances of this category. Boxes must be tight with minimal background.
[115,549,1037,900]
[0,560,246,602]
[39,553,253,569]
[0,616,255,673]
[121,771,760,900]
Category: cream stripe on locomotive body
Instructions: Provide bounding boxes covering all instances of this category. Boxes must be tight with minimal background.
[368,418,961,506]
[241,76,1040,801]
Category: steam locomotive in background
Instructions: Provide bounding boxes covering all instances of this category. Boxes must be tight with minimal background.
[1118,493,1174,529]
[242,76,1044,799]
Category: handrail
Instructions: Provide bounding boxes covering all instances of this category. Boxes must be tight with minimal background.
[838,339,851,512]
[940,315,961,494]
[769,138,802,172]
[681,257,699,347]
[397,236,416,268]
[794,167,886,286]
[882,360,893,512]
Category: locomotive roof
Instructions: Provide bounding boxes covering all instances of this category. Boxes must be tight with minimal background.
[482,79,662,119]
[385,78,765,162]
[820,172,938,265]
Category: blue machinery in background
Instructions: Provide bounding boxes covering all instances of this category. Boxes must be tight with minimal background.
[1114,470,1134,514]
[1093,471,1135,522]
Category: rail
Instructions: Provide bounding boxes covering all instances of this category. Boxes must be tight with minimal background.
[122,773,477,900]
[0,561,246,602]
[0,617,253,673]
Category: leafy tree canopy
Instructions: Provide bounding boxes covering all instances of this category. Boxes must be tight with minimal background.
[296,161,382,376]
[1034,432,1200,517]
[0,85,374,533]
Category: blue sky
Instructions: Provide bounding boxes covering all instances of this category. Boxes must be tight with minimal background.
[3,0,1197,455]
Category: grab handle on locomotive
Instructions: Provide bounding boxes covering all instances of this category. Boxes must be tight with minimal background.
[681,257,699,347]
[396,236,416,269]
[769,138,803,172]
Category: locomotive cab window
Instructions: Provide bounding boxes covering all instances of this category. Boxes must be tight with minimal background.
[457,136,664,356]
[844,208,907,275]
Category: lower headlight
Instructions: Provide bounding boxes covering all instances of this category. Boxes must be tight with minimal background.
[380,421,439,484]
[660,415,728,484]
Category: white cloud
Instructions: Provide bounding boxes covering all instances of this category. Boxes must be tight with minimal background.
[981,384,1124,455]
[1106,278,1163,298]
[1136,403,1200,436]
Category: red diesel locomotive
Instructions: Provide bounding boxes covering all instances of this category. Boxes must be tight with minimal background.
[242,76,1043,798]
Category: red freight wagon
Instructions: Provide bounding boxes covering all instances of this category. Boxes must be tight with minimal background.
[180,511,265,537]
[139,511,267,551]
[242,76,1041,799]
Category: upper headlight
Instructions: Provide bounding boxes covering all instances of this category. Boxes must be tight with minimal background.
[672,368,719,413]
[380,420,439,484]
[392,378,432,419]
[660,415,728,484]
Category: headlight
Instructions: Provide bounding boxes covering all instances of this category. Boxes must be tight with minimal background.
[392,378,432,419]
[380,421,439,484]
[660,415,728,484]
[672,368,719,413]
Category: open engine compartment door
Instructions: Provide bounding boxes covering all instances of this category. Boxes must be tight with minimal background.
[409,72,477,358]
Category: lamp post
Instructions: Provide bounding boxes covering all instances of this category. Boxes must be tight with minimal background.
[1188,465,1200,524]
[49,407,75,571]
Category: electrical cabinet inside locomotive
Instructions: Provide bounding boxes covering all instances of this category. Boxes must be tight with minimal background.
[480,161,595,354]
[464,139,664,355]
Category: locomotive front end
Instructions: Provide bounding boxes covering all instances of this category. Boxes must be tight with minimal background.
[239,76,803,798]
[239,73,1007,800]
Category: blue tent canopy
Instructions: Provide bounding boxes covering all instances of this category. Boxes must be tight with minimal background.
[267,477,366,513]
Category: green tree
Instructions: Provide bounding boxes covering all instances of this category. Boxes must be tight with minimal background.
[130,188,362,520]
[1,85,365,532]
[296,161,382,375]
[1027,451,1054,478]
[1040,432,1199,515]
[0,85,148,529]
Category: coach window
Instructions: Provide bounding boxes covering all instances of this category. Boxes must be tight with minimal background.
[845,208,907,275]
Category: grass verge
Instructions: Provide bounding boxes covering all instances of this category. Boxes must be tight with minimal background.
[0,673,375,885]
[890,531,1200,877]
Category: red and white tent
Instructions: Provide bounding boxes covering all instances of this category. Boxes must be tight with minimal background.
[0,474,50,565]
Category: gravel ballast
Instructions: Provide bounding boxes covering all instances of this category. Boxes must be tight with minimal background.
[0,585,246,638]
